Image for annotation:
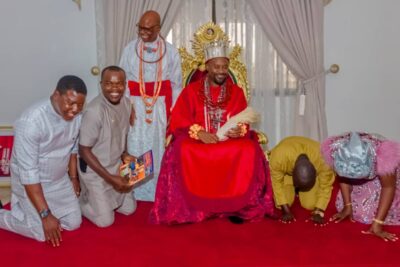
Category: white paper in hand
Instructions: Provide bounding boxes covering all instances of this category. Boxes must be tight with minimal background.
[216,107,260,141]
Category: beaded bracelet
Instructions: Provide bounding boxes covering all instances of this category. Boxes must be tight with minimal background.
[189,124,204,140]
[238,123,247,137]
[372,218,384,225]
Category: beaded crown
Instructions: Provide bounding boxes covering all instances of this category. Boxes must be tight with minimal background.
[204,40,229,62]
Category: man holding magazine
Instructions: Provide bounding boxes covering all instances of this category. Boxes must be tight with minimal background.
[150,40,274,225]
[78,66,136,228]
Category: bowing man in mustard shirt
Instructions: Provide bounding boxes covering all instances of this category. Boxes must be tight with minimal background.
[269,136,334,225]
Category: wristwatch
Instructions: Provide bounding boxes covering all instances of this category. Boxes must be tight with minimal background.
[39,208,51,219]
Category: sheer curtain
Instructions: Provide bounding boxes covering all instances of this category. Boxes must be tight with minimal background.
[166,1,213,51]
[248,0,327,141]
[167,0,297,147]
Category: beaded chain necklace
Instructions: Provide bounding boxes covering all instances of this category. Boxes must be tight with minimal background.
[138,39,164,124]
[200,77,231,132]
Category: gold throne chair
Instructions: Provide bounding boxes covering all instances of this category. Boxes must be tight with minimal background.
[179,22,269,147]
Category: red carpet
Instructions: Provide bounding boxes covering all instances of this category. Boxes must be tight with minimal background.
[1,197,399,267]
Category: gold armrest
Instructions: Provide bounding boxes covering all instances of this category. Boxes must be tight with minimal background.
[254,130,270,160]
[256,131,268,145]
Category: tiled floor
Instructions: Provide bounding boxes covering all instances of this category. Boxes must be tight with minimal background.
[0,187,11,205]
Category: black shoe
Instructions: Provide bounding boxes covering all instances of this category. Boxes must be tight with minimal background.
[228,216,244,224]
[0,200,3,209]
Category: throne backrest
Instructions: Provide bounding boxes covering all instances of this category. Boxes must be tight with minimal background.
[179,22,250,100]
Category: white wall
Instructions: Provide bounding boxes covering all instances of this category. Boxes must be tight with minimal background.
[0,0,98,183]
[0,0,99,126]
[325,0,400,141]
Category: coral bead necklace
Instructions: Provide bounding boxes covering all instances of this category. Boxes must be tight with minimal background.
[138,39,164,124]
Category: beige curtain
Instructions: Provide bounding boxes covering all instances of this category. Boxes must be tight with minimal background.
[95,0,183,67]
[248,0,327,141]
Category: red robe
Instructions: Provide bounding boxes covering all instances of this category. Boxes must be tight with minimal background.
[149,79,274,224]
[169,78,247,134]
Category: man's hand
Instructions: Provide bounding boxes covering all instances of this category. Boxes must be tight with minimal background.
[24,184,63,247]
[225,126,242,139]
[281,211,296,223]
[70,177,81,197]
[198,130,219,144]
[307,209,327,226]
[330,206,353,223]
[68,154,80,197]
[310,213,325,225]
[129,105,136,126]
[121,153,136,164]
[80,145,134,192]
[280,205,296,223]
[109,175,134,193]
[42,214,62,247]
[362,223,399,242]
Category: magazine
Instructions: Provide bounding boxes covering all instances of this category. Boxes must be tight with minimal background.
[119,150,154,185]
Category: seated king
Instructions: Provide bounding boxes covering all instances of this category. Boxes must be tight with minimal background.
[149,37,275,224]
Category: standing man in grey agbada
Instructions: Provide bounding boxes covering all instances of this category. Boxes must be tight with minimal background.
[0,75,87,247]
